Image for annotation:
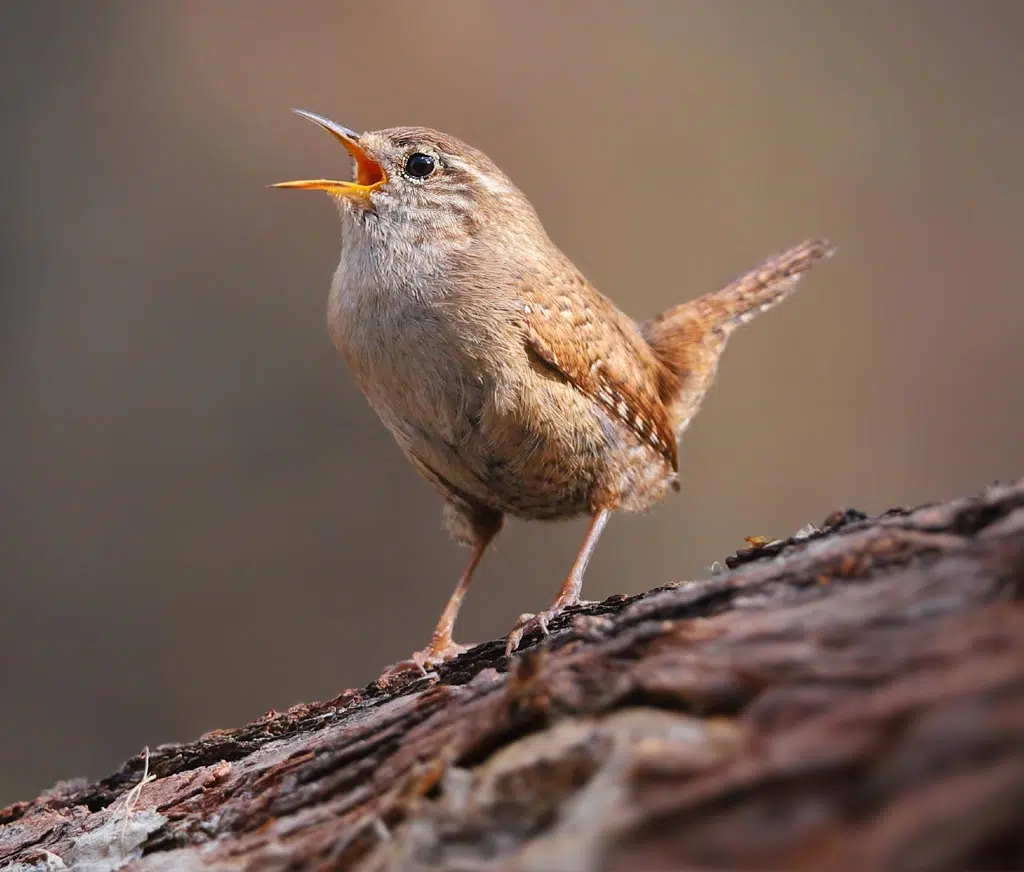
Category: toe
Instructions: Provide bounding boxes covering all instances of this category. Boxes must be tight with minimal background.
[505,608,562,655]
[504,627,525,657]
[378,640,469,685]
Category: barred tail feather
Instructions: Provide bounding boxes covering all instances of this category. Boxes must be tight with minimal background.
[643,239,836,435]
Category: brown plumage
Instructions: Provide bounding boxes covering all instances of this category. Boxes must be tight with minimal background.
[275,110,836,673]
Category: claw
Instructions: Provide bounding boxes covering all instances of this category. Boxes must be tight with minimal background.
[504,608,559,656]
[377,640,469,686]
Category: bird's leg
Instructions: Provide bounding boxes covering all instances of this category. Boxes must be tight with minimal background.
[505,509,611,655]
[380,507,500,680]
[422,539,489,662]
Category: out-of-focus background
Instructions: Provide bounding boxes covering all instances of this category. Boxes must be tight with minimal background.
[2,0,1022,805]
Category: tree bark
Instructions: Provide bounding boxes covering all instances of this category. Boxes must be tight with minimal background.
[3,479,1023,872]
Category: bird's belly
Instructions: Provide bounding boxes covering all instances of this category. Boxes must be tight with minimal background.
[466,430,596,520]
[460,380,612,519]
[477,407,676,518]
[391,400,597,520]
[380,361,677,519]
[361,365,598,519]
[334,302,671,518]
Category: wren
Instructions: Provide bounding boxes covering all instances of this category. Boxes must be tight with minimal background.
[275,110,834,673]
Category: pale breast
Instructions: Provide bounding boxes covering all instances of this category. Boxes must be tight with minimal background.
[327,252,501,504]
[325,238,673,520]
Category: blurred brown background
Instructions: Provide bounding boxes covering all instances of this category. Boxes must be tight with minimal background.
[2,1,1022,805]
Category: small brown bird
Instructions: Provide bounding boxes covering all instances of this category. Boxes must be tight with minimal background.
[275,110,834,673]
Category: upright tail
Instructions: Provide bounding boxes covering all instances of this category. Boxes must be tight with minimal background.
[643,239,836,435]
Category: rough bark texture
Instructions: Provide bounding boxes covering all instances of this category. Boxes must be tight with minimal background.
[3,479,1024,872]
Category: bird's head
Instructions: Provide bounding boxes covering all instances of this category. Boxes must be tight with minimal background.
[274,110,542,258]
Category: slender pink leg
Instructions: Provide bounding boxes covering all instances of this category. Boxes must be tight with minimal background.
[552,509,611,608]
[380,528,496,680]
[422,536,490,660]
[506,509,611,654]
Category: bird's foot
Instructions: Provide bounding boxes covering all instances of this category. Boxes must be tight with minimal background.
[505,600,595,655]
[377,639,470,686]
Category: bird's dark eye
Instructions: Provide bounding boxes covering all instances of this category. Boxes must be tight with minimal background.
[404,152,436,179]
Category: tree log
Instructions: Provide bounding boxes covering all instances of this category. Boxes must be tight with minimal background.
[3,479,1023,871]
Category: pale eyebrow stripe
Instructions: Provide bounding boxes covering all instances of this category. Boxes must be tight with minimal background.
[447,157,513,195]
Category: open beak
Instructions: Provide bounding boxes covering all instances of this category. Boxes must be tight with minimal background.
[272,109,386,198]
